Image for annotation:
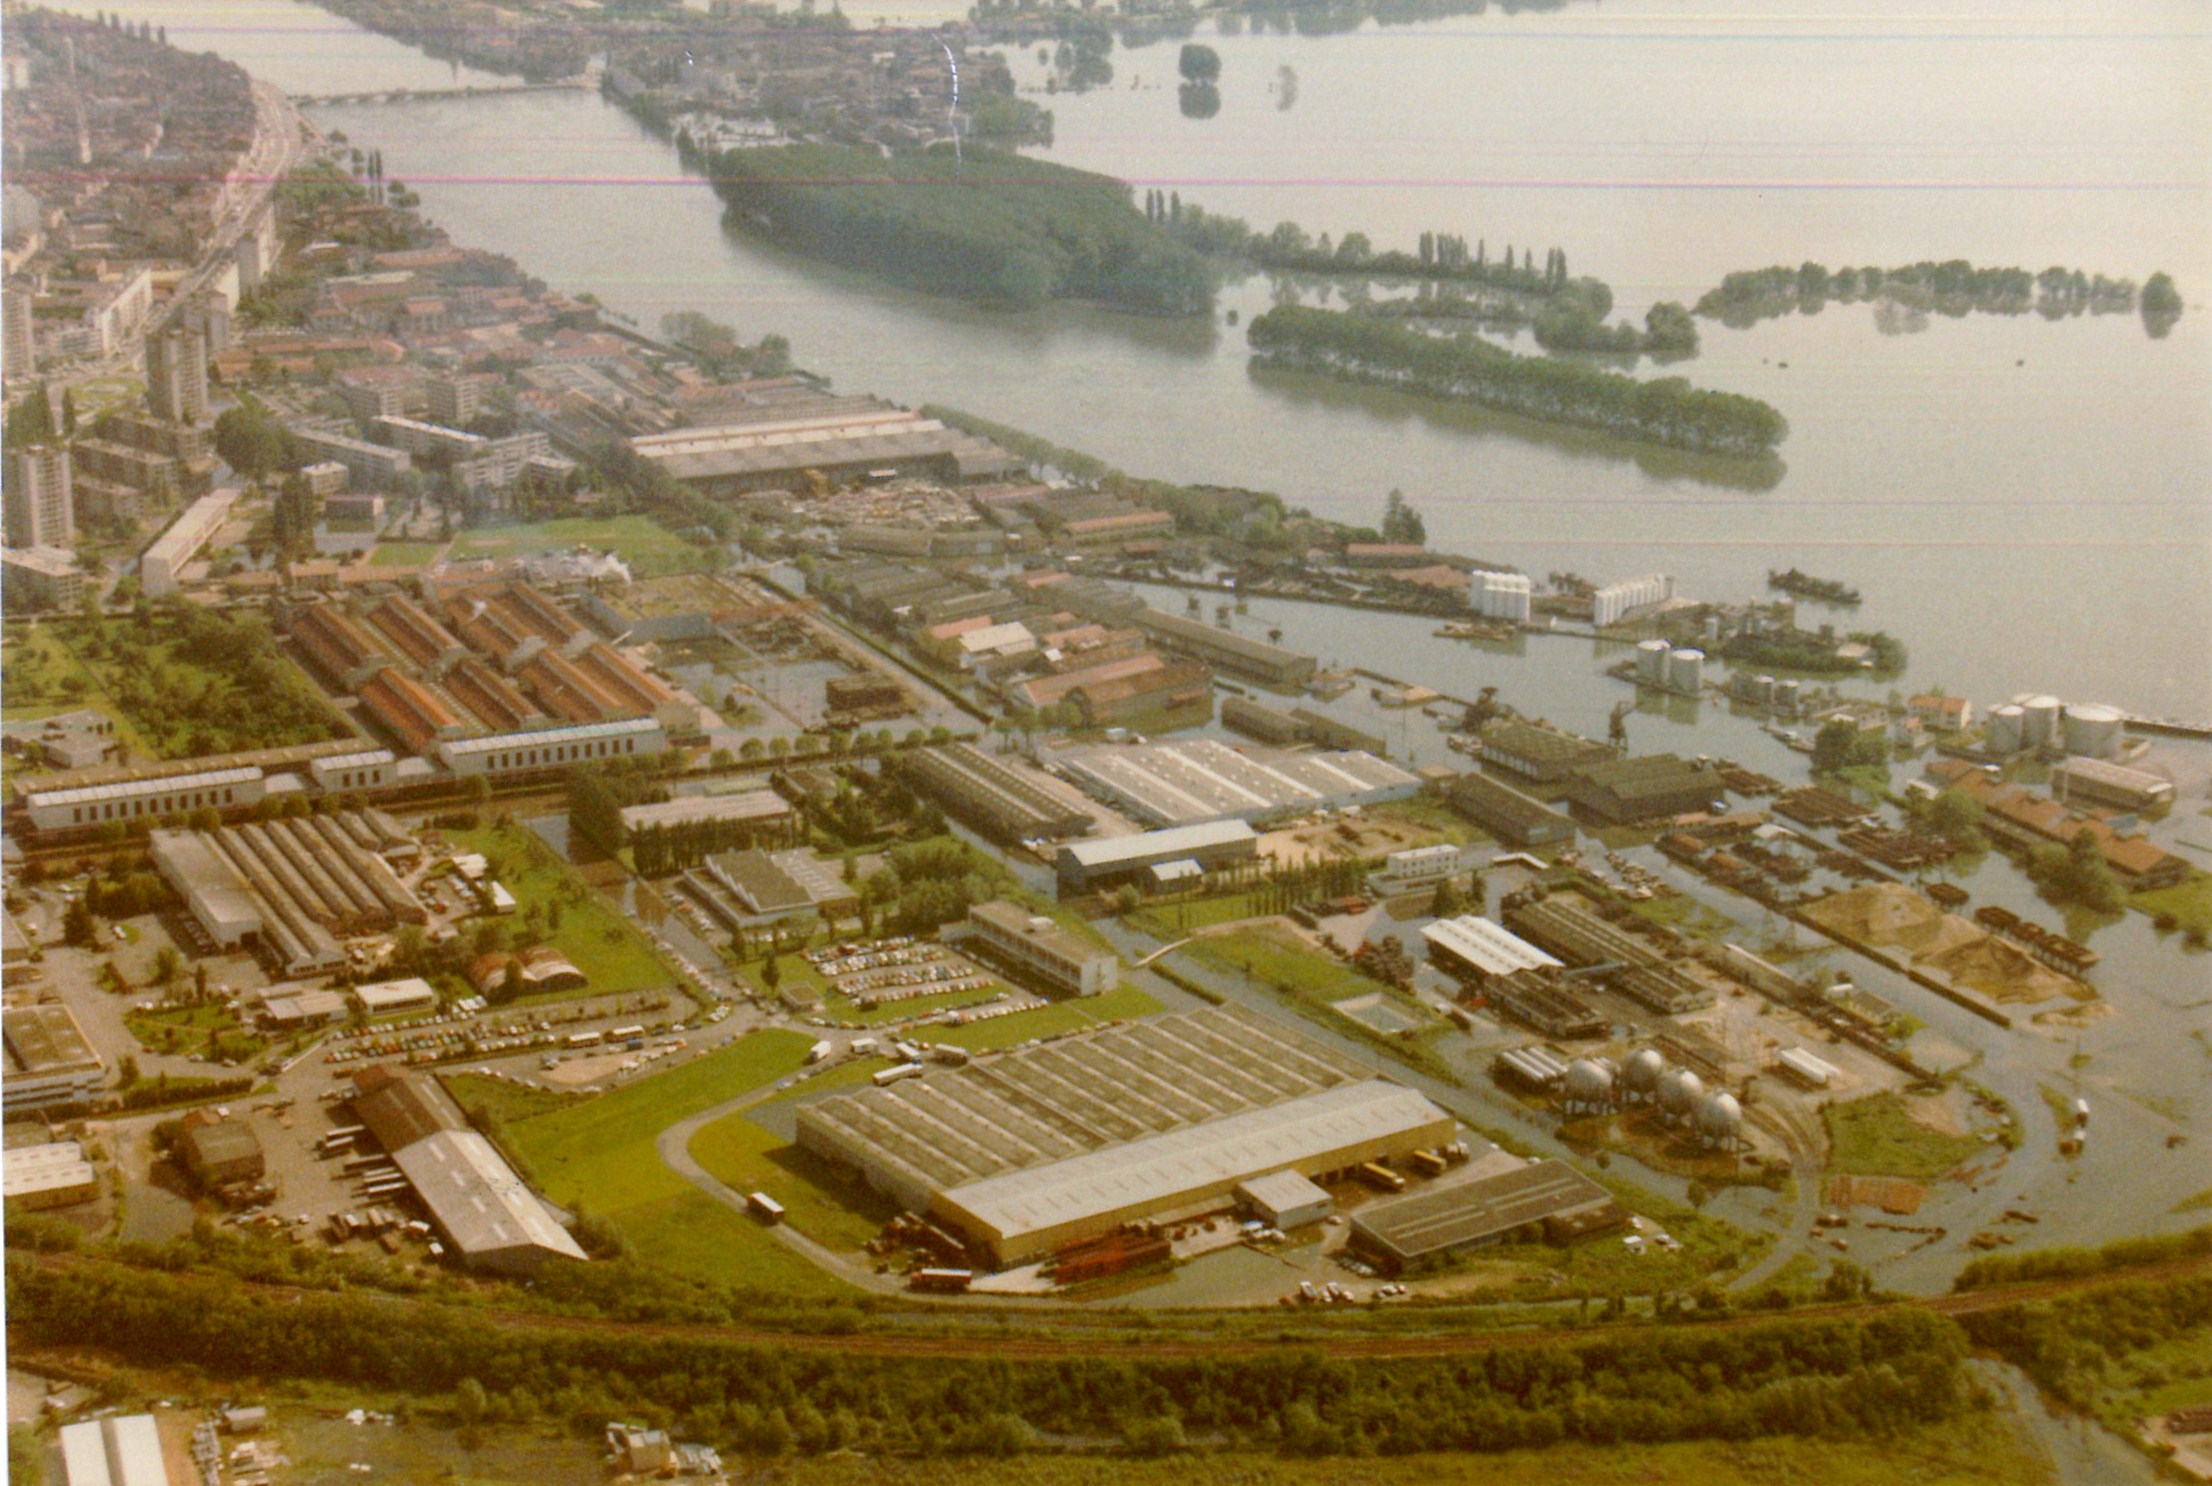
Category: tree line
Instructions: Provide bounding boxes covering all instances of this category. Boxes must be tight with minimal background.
[1697,259,2184,337]
[704,142,1213,314]
[7,1254,1976,1459]
[1247,305,1787,459]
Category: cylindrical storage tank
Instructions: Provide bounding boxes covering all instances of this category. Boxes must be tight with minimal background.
[1750,674,1775,705]
[1701,614,1722,641]
[1621,1048,1666,1096]
[1668,648,1705,694]
[1636,638,1671,684]
[1986,704,2024,756]
[1697,1092,1744,1144]
[1775,678,1801,710]
[2063,703,2125,761]
[2020,695,2061,748]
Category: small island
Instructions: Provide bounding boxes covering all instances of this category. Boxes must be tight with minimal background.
[700,141,1213,314]
[1246,305,1786,459]
[1697,259,2184,338]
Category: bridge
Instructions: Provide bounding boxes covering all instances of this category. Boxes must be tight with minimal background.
[293,79,591,107]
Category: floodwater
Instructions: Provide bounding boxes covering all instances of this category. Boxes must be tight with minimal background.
[70,0,2212,717]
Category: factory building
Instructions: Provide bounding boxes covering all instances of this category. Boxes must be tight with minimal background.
[694,848,858,925]
[630,402,1020,494]
[1056,737,1419,828]
[1564,753,1719,825]
[1422,916,1563,983]
[60,1413,169,1486]
[965,899,1120,996]
[1056,819,1259,894]
[1475,722,1617,788]
[897,743,1094,844]
[435,717,665,777]
[24,764,267,833]
[2050,756,2176,813]
[1591,573,1674,627]
[151,815,424,977]
[4,1141,100,1211]
[1123,607,1317,688]
[1349,1159,1623,1271]
[178,1115,266,1187]
[1468,570,1533,623]
[1368,843,1465,896]
[1221,695,1308,745]
[3,1004,105,1114]
[308,749,399,795]
[618,788,796,838]
[350,1067,587,1273]
[1442,771,1577,848]
[796,1004,1455,1266]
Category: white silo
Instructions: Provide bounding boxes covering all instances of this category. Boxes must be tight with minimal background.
[1750,674,1775,705]
[2019,695,2062,749]
[1986,704,2024,756]
[1775,678,1802,712]
[1667,648,1705,694]
[1695,1092,1744,1149]
[1636,638,1671,685]
[1621,1048,1666,1103]
[2063,703,2126,761]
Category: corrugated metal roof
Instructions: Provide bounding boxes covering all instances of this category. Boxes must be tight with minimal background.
[31,765,260,809]
[438,717,660,757]
[1422,916,1562,978]
[943,1080,1448,1246]
[393,1130,587,1264]
[1058,819,1257,869]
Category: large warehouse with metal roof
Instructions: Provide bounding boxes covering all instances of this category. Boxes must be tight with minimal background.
[795,1005,1456,1266]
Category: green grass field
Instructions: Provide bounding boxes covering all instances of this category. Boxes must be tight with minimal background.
[1,625,144,749]
[929,983,1163,1051]
[445,822,675,998]
[2134,872,2212,935]
[124,1002,268,1063]
[502,1028,846,1295]
[1824,1092,1986,1180]
[688,1099,896,1251]
[1181,924,1378,1004]
[439,1071,583,1126]
[1128,890,1275,940]
[364,542,448,570]
[446,516,711,576]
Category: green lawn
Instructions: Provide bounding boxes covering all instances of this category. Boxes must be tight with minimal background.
[364,541,447,570]
[1823,1092,1985,1180]
[1129,889,1275,939]
[439,1071,583,1126]
[124,1002,268,1063]
[2134,872,2212,935]
[502,1028,848,1295]
[446,516,712,577]
[446,822,675,998]
[1,624,147,751]
[928,983,1164,1051]
[1181,924,1378,1003]
[689,1100,897,1251]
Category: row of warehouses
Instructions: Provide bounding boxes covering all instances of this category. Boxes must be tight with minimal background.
[797,1004,1456,1267]
[150,811,425,976]
[289,581,693,756]
[895,743,1095,844]
[1052,738,1421,829]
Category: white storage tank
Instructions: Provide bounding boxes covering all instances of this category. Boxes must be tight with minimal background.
[2019,694,2062,748]
[1563,1058,1614,1111]
[1750,674,1776,705]
[1636,638,1672,684]
[1774,678,1802,710]
[1696,1092,1744,1147]
[1621,1048,1666,1100]
[2062,703,2125,761]
[1986,704,2025,756]
[1667,648,1705,694]
[1657,1068,1704,1118]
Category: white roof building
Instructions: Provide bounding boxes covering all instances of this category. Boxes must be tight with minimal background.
[1422,915,1563,980]
[60,1414,169,1486]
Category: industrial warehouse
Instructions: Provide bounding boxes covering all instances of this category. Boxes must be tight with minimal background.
[287,581,696,755]
[152,812,425,976]
[1055,819,1260,894]
[1350,1159,1624,1271]
[898,743,1095,843]
[795,1004,1457,1266]
[348,1066,588,1273]
[1054,738,1420,828]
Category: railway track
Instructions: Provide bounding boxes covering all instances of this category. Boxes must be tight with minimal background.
[20,1249,2211,1364]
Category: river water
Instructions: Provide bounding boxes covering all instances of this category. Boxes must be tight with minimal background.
[70,0,2212,725]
